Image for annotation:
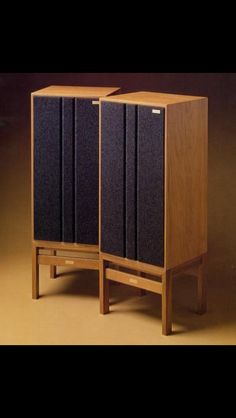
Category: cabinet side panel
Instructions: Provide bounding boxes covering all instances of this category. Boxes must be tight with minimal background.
[101,102,125,257]
[137,106,165,267]
[166,99,208,269]
[62,98,74,242]
[126,105,137,260]
[75,99,99,244]
[34,96,61,241]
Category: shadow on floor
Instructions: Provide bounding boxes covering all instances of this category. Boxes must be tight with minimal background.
[38,261,236,336]
[110,271,236,335]
[39,269,99,299]
[39,267,147,303]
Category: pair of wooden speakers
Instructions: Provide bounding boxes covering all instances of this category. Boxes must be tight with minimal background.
[31,86,208,335]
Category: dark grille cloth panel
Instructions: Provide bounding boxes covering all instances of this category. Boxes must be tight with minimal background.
[137,106,164,266]
[101,102,125,257]
[34,96,99,245]
[126,104,137,260]
[101,102,164,267]
[34,96,61,242]
[75,99,99,244]
[62,98,74,242]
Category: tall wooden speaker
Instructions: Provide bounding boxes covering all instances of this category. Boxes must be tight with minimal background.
[31,85,119,299]
[99,91,208,335]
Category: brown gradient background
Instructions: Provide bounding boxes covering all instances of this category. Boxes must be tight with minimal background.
[0,73,235,344]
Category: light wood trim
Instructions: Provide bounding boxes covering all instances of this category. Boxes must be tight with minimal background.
[197,253,207,314]
[31,96,38,299]
[33,240,99,253]
[101,91,206,107]
[101,252,165,276]
[106,268,162,294]
[164,103,168,268]
[137,271,146,296]
[31,94,34,241]
[166,99,208,269]
[45,250,99,260]
[100,259,109,314]
[49,250,56,279]
[162,270,172,335]
[99,101,102,250]
[32,246,39,299]
[38,255,99,270]
[32,86,120,98]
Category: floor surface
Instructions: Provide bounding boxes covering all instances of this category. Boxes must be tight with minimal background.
[0,249,235,344]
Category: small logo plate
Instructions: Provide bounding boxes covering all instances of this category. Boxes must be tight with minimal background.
[152,109,161,114]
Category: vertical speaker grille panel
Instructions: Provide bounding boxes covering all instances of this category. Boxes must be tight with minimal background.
[137,106,164,266]
[34,96,61,241]
[75,99,99,244]
[101,102,165,267]
[101,102,125,257]
[126,105,137,260]
[34,96,99,245]
[62,98,74,242]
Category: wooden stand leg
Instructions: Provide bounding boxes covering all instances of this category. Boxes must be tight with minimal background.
[137,271,146,296]
[99,259,109,314]
[197,254,207,314]
[111,265,121,286]
[50,250,57,279]
[162,270,172,335]
[32,246,39,299]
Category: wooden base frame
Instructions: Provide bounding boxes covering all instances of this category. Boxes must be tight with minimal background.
[32,240,99,299]
[99,252,207,335]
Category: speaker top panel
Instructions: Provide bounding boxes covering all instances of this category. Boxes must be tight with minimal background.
[32,85,120,98]
[101,91,207,108]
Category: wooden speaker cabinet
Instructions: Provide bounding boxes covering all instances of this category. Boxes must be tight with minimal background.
[99,91,208,335]
[31,85,119,299]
